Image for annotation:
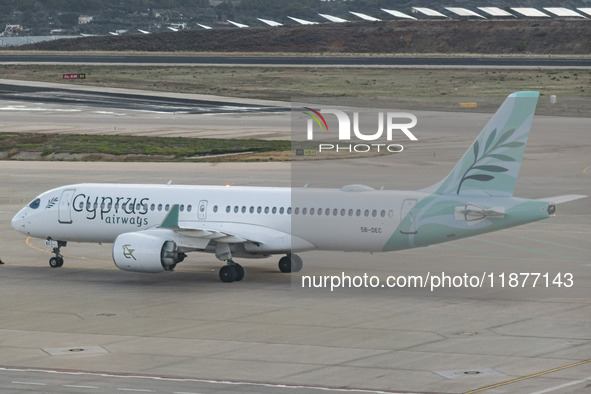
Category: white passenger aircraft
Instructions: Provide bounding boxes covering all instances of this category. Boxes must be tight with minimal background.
[11,92,585,282]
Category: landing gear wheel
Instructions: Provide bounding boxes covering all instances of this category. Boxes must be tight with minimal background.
[233,264,245,281]
[49,257,63,268]
[291,254,303,273]
[278,255,291,273]
[48,240,66,268]
[219,265,237,283]
[278,254,303,273]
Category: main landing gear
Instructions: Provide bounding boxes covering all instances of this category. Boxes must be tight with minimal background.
[215,243,304,283]
[217,254,303,283]
[48,240,67,268]
[216,243,245,283]
[219,260,245,283]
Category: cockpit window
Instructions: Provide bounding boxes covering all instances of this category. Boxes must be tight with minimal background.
[29,198,41,209]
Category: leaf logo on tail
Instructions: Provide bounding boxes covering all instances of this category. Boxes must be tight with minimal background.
[457,128,525,194]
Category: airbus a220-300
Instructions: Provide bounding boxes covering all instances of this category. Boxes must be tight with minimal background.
[12,92,585,282]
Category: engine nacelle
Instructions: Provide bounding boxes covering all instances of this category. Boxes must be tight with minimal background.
[113,232,180,273]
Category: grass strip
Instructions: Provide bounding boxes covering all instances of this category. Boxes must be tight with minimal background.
[0,133,291,162]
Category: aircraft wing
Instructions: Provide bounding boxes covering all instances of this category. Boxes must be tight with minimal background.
[175,222,313,253]
[537,195,587,204]
[158,204,250,242]
[177,223,253,244]
[157,205,313,253]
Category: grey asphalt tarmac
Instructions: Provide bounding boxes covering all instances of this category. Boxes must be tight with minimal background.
[0,84,590,394]
[0,78,290,140]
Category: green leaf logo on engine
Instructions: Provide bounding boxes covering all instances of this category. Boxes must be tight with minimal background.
[122,244,136,260]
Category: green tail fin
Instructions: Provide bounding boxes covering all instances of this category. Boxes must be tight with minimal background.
[427,91,539,197]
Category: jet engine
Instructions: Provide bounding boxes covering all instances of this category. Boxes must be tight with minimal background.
[113,232,180,273]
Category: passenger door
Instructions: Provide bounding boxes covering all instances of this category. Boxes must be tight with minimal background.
[399,199,417,234]
[58,189,75,224]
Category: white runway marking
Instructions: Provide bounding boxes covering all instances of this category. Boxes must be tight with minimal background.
[11,380,46,386]
[529,375,591,394]
[0,367,410,393]
[64,384,99,389]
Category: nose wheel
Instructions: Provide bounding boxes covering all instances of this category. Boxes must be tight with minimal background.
[48,240,67,268]
[49,256,64,268]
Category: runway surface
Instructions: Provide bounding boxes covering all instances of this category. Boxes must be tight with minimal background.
[0,79,290,140]
[1,53,591,68]
[1,85,590,393]
[0,82,288,115]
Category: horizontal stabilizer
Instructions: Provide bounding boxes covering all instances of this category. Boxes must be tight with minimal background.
[537,194,587,204]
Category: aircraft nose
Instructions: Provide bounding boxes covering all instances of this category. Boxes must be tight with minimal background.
[11,211,26,233]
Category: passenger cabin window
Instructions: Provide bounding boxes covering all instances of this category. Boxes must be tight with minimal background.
[213,205,218,213]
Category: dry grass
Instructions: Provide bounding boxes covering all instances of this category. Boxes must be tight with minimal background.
[2,64,589,101]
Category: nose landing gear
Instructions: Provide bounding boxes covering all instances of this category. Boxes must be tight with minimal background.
[48,240,67,268]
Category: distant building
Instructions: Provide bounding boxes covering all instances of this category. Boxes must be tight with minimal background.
[1,24,23,36]
[169,22,187,30]
[78,15,94,24]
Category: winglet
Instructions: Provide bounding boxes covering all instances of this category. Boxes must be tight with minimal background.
[160,204,180,228]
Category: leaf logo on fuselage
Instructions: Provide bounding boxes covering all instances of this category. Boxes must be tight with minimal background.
[46,197,58,209]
